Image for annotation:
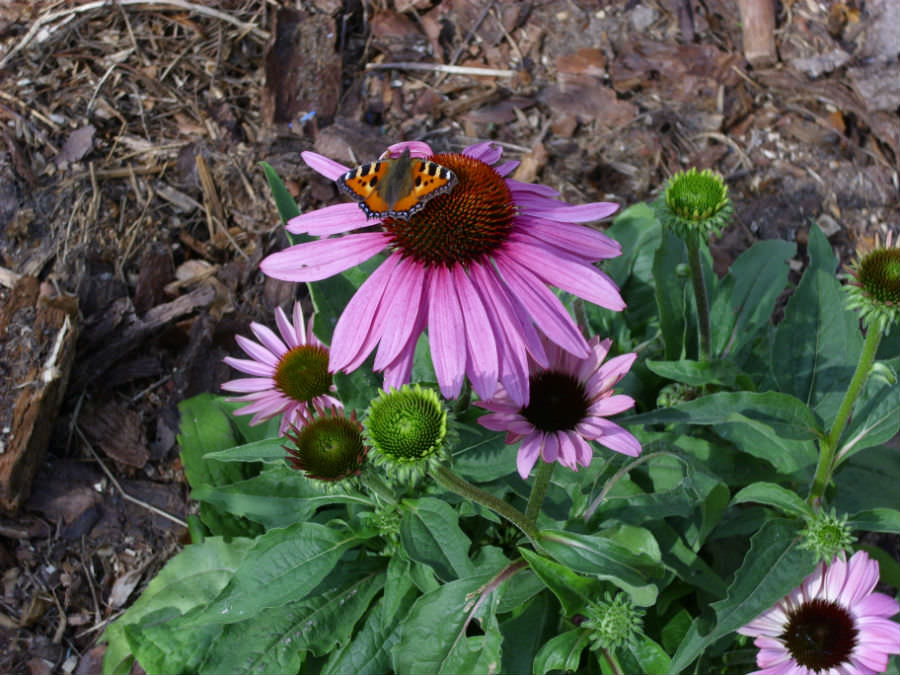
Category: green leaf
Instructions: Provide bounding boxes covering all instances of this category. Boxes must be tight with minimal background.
[643,522,728,598]
[496,568,547,614]
[125,612,221,675]
[646,358,755,390]
[537,530,664,606]
[322,595,414,675]
[731,482,814,519]
[654,229,690,360]
[669,519,816,673]
[393,574,502,674]
[191,465,371,529]
[772,223,862,420]
[260,161,301,224]
[203,437,286,463]
[519,548,605,616]
[186,522,364,626]
[400,497,475,581]
[383,555,416,629]
[847,508,900,534]
[624,391,821,473]
[839,359,899,461]
[619,636,672,675]
[334,367,382,415]
[500,593,555,675]
[199,569,386,673]
[532,629,590,675]
[833,444,900,514]
[102,537,253,674]
[710,239,795,360]
[452,410,519,482]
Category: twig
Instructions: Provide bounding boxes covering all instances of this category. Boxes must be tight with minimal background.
[366,62,515,78]
[0,0,269,69]
[691,131,754,171]
[80,538,102,627]
[75,426,188,528]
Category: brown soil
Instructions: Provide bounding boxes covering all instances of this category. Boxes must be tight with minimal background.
[0,1,897,672]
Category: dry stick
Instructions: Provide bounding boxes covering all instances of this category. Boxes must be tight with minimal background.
[75,426,188,529]
[0,0,269,69]
[366,62,515,78]
[80,538,102,627]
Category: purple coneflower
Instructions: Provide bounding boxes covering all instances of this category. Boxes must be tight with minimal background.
[260,141,625,405]
[475,336,640,478]
[222,302,341,433]
[739,550,900,675]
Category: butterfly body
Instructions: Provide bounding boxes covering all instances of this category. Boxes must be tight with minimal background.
[336,149,457,220]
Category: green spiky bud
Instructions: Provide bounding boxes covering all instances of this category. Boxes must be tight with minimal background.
[799,510,855,563]
[655,168,733,243]
[581,592,645,652]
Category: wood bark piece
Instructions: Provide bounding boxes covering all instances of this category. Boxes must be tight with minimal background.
[737,0,777,68]
[0,276,80,512]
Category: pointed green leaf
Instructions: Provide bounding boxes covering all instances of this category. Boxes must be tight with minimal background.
[533,629,590,675]
[732,482,814,519]
[619,635,672,675]
[646,358,755,390]
[848,508,900,534]
[400,497,475,581]
[260,161,300,224]
[519,548,605,616]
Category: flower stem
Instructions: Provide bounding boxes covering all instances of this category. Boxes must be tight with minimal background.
[361,470,397,505]
[600,647,623,675]
[808,326,883,505]
[525,461,554,524]
[686,237,712,361]
[433,465,538,544]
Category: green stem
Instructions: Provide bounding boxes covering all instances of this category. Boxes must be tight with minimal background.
[433,465,538,545]
[600,647,623,675]
[808,326,883,505]
[361,471,397,505]
[524,461,554,524]
[686,237,712,361]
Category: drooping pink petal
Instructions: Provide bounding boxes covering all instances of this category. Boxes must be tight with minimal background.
[462,141,502,164]
[374,257,427,370]
[453,265,499,400]
[386,141,433,158]
[506,178,560,198]
[517,435,542,478]
[541,432,559,464]
[286,203,371,236]
[588,394,636,417]
[494,160,519,176]
[517,198,619,222]
[329,253,400,372]
[515,215,622,260]
[260,232,388,282]
[301,151,351,180]
[427,266,466,399]
[494,253,589,357]
[382,309,427,391]
[588,419,642,457]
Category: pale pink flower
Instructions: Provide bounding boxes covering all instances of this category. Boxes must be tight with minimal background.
[260,141,625,405]
[739,550,900,675]
[222,302,341,433]
[476,336,640,478]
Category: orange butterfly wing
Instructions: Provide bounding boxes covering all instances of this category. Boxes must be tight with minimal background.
[337,156,457,220]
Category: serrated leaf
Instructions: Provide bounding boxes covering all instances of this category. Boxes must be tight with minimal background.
[731,482,814,519]
[400,497,475,581]
[186,522,364,626]
[537,530,663,606]
[393,574,502,674]
[669,519,816,673]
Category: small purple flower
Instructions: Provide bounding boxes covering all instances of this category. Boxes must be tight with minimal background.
[476,336,640,478]
[222,302,341,433]
[739,550,900,675]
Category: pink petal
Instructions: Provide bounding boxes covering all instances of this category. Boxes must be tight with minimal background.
[386,141,433,158]
[494,160,519,176]
[250,322,288,358]
[301,151,351,180]
[463,141,503,164]
[427,266,467,399]
[494,253,589,358]
[506,178,560,198]
[260,232,388,282]
[516,215,622,260]
[223,356,273,377]
[373,257,426,369]
[274,306,298,348]
[517,198,619,222]
[286,203,371,236]
[569,431,594,467]
[453,266,499,400]
[381,308,427,390]
[221,377,275,393]
[855,593,900,618]
[235,335,279,367]
[591,419,642,457]
[588,394,636,417]
[329,253,400,371]
[589,353,638,392]
[503,239,625,311]
[517,435,542,478]
[541,432,560,463]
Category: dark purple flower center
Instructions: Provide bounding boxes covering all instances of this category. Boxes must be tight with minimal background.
[781,598,857,672]
[858,247,899,305]
[521,370,589,432]
[383,153,515,267]
[274,344,332,403]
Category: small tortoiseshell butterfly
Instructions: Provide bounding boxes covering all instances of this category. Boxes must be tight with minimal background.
[336,148,457,220]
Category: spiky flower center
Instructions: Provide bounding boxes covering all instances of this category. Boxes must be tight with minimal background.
[781,598,857,672]
[858,247,900,306]
[582,593,644,651]
[284,411,366,481]
[384,153,515,267]
[800,511,854,563]
[274,345,333,403]
[366,386,448,463]
[665,168,729,221]
[522,371,590,432]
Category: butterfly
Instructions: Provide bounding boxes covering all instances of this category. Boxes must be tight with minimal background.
[336,148,458,220]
